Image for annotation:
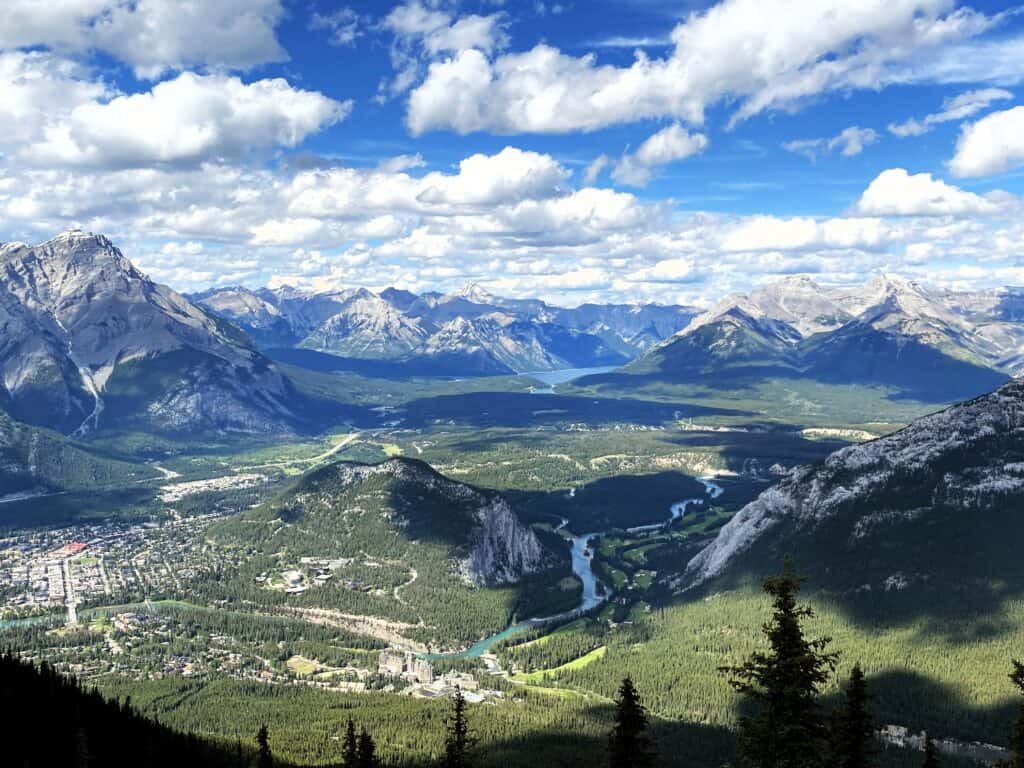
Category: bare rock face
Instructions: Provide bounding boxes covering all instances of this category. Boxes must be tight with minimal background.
[300,291,430,359]
[683,378,1024,589]
[464,496,549,585]
[0,231,301,435]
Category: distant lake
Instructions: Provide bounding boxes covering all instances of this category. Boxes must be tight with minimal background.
[524,366,617,389]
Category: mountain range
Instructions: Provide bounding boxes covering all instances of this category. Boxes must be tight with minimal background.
[4,231,1024,440]
[193,282,696,376]
[199,272,1024,402]
[620,274,1017,401]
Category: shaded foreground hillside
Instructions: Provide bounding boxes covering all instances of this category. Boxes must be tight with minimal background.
[0,654,243,768]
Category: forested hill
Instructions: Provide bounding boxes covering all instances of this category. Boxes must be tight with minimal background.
[0,654,247,768]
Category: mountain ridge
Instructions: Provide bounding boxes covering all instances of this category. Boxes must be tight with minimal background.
[0,231,306,435]
[616,273,1016,400]
[194,282,695,375]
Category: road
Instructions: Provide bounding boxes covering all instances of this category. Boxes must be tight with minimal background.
[62,559,79,625]
[240,431,361,471]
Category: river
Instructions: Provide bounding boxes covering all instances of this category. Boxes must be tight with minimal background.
[433,477,723,659]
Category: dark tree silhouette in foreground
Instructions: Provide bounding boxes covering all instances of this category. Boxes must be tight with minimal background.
[721,557,838,768]
[831,663,875,768]
[357,728,379,768]
[999,661,1024,768]
[443,686,474,768]
[256,724,272,768]
[608,677,655,768]
[342,719,359,768]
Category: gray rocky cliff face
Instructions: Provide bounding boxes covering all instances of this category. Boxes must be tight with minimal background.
[0,230,300,434]
[464,497,549,585]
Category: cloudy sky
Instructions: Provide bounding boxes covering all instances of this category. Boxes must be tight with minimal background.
[3,0,1024,306]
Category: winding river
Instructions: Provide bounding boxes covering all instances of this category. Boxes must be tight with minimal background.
[437,477,723,659]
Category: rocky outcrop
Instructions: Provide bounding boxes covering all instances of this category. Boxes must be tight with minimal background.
[464,497,549,585]
[325,458,554,586]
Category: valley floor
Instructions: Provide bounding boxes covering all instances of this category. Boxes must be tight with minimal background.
[1,370,1014,766]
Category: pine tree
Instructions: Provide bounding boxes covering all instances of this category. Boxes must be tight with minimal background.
[1008,661,1024,768]
[831,663,875,768]
[922,735,940,768]
[256,724,272,768]
[357,729,378,768]
[75,725,90,768]
[443,686,474,768]
[721,557,838,768]
[608,677,655,768]
[342,719,359,768]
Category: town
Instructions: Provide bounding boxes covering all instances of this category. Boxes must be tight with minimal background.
[0,513,505,703]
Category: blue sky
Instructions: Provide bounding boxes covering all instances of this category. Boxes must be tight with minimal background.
[2,0,1024,306]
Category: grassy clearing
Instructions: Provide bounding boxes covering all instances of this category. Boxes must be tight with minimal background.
[286,655,323,676]
[512,646,607,683]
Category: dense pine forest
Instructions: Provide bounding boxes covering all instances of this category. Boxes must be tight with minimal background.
[7,562,1023,768]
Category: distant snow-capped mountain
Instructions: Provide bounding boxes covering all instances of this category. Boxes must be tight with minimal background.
[189,273,1024,389]
[0,231,303,435]
[195,281,693,375]
[301,291,431,359]
[417,313,627,373]
[627,273,1016,401]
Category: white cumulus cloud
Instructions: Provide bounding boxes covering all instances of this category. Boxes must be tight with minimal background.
[405,0,995,135]
[21,72,349,169]
[949,106,1024,177]
[0,51,109,150]
[379,1,507,100]
[612,124,708,187]
[856,168,1002,215]
[1,0,287,78]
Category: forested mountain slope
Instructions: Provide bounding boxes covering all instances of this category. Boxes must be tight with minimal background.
[684,378,1024,610]
[0,410,157,495]
[208,458,570,645]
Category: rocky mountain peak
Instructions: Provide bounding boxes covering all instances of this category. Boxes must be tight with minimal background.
[457,282,497,304]
[850,273,970,346]
[0,230,146,315]
[743,275,851,337]
[0,231,302,435]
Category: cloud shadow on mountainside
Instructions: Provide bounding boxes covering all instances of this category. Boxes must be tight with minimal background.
[697,497,1024,648]
[574,344,1010,404]
[664,428,847,474]
[460,704,737,768]
[268,346,514,377]
[828,669,1020,749]
[396,391,748,430]
[505,471,710,532]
